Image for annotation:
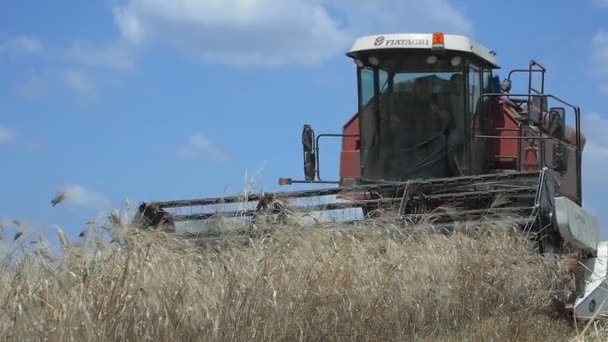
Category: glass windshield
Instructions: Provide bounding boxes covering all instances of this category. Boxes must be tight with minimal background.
[357,52,466,181]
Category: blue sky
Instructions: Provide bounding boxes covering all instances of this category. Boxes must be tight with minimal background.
[1,0,608,243]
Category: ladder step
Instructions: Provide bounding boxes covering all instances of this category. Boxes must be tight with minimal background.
[494,155,519,160]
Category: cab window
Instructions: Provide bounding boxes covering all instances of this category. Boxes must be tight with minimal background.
[468,64,481,113]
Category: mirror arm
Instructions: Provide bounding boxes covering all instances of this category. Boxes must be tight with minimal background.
[279,178,340,185]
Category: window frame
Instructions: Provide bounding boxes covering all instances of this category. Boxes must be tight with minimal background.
[355,53,493,179]
[463,61,483,174]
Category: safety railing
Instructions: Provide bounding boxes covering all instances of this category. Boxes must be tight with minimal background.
[477,91,582,203]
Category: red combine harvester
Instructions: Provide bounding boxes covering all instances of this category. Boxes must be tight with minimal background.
[133,32,607,320]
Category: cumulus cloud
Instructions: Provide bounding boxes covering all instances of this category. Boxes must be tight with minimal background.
[0,126,16,145]
[111,0,474,67]
[53,185,111,210]
[0,36,43,56]
[172,133,229,161]
[111,0,350,67]
[3,0,475,102]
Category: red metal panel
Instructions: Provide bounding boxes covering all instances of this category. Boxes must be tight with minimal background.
[340,151,360,178]
[494,104,520,170]
[340,113,361,180]
[485,102,540,172]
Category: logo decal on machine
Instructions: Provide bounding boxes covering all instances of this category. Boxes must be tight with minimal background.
[374,36,385,46]
[385,39,430,47]
[373,35,430,47]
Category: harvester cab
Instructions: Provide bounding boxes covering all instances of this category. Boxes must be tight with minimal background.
[286,33,578,192]
[132,32,608,321]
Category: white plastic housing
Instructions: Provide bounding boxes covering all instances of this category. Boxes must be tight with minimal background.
[347,33,499,67]
[575,240,608,320]
[555,196,599,251]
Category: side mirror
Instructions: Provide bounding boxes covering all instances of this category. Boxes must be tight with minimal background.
[302,125,316,181]
[553,142,569,174]
[501,78,512,93]
[548,107,566,139]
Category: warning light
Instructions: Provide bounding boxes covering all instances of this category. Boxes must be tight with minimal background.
[432,32,445,50]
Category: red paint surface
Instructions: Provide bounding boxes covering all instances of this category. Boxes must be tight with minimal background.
[339,113,361,181]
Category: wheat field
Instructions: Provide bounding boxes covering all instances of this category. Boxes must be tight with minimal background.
[0,207,606,341]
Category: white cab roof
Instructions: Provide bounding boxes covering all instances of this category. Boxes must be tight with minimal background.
[347,33,499,67]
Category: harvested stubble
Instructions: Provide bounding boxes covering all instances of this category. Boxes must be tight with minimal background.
[0,214,604,341]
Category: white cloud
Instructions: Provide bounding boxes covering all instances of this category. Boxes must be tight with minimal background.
[328,0,474,37]
[18,71,47,100]
[578,112,608,235]
[582,112,608,185]
[113,7,146,46]
[1,35,131,101]
[111,0,474,67]
[591,30,608,92]
[64,69,96,95]
[583,112,608,145]
[1,35,131,72]
[592,30,608,73]
[65,41,135,71]
[0,36,43,56]
[15,68,101,101]
[172,133,229,161]
[592,0,608,7]
[55,185,111,210]
[585,68,608,222]
[0,124,44,151]
[4,0,474,103]
[2,0,474,101]
[0,126,16,145]
[112,0,350,67]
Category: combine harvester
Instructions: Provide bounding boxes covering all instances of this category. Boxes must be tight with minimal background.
[133,32,607,320]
